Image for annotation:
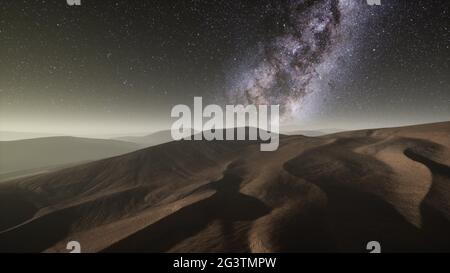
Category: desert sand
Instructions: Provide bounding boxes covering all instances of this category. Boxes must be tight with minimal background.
[0,122,449,253]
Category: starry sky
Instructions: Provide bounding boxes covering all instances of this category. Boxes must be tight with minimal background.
[0,0,449,136]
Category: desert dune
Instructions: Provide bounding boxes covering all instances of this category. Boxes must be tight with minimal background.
[0,122,448,253]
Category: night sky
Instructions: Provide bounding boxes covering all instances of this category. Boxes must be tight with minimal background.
[0,0,449,136]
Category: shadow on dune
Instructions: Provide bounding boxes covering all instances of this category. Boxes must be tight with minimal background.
[104,172,271,253]
[0,206,77,253]
[0,187,150,253]
[282,138,429,252]
[404,147,450,177]
[268,199,339,253]
[405,147,450,252]
[0,190,38,232]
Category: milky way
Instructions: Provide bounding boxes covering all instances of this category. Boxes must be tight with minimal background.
[2,1,448,134]
[227,0,367,120]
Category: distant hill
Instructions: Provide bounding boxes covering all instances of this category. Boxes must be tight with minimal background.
[115,129,198,147]
[115,130,177,147]
[0,137,140,179]
[284,130,329,137]
[0,131,58,141]
[283,129,344,137]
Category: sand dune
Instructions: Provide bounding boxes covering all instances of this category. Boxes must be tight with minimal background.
[0,122,448,252]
